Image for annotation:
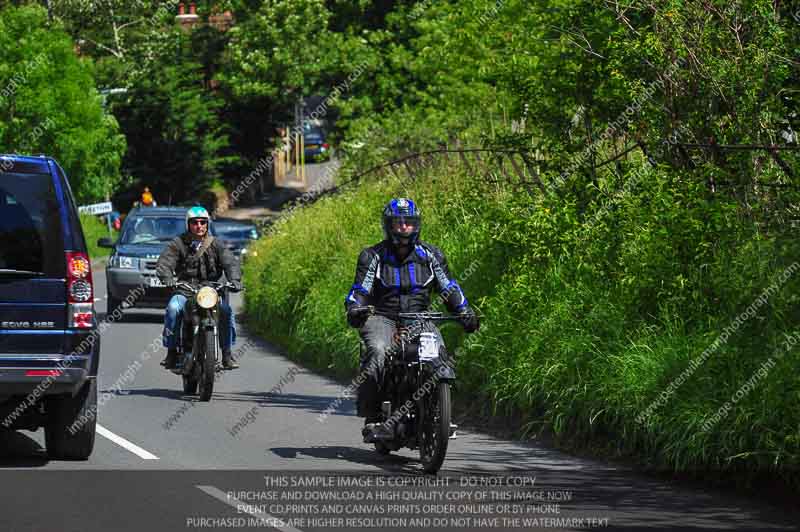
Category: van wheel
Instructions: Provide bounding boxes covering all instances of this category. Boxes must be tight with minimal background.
[107,294,122,316]
[45,379,97,460]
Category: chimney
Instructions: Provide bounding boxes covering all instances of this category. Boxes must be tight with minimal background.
[176,1,200,32]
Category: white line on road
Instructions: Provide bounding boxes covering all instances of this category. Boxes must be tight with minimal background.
[96,424,159,460]
[196,485,304,532]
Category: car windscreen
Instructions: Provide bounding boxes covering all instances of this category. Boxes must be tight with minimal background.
[119,216,185,244]
[217,227,259,241]
[0,172,65,276]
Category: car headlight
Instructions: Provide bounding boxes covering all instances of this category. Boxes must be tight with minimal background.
[110,255,138,269]
[196,286,219,309]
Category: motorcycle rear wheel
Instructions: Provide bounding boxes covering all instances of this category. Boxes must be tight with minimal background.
[198,330,216,402]
[419,381,450,474]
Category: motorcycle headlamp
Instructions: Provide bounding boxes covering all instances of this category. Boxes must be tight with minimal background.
[196,286,219,309]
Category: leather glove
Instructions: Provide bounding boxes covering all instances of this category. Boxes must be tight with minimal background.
[458,307,480,333]
[346,306,371,328]
[229,279,243,292]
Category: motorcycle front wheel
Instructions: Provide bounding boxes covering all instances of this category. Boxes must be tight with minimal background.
[419,381,451,474]
[182,375,198,395]
[198,329,216,402]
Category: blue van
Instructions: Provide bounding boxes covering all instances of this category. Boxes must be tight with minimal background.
[0,155,99,459]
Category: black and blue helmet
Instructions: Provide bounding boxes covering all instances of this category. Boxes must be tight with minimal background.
[382,198,421,246]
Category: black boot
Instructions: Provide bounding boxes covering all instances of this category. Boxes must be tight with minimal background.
[362,416,379,442]
[160,348,178,369]
[222,349,239,370]
[362,414,393,443]
[362,419,392,443]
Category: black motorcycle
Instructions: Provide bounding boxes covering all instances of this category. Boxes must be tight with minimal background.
[361,308,462,474]
[172,281,235,401]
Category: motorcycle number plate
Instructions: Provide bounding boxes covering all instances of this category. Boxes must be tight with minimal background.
[419,332,439,361]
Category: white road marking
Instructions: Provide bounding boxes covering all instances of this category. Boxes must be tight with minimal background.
[196,485,304,532]
[96,424,159,460]
[94,297,102,302]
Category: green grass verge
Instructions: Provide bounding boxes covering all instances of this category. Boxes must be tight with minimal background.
[80,214,112,260]
[243,159,800,486]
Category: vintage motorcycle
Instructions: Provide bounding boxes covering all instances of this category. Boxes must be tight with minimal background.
[361,307,462,474]
[172,281,236,401]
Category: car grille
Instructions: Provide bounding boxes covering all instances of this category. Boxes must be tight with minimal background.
[144,260,158,271]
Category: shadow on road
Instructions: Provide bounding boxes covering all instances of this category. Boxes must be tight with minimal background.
[104,387,189,400]
[0,429,48,467]
[270,441,799,531]
[174,390,358,417]
[270,445,418,474]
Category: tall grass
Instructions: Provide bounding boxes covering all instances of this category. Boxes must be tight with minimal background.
[243,160,800,485]
[80,214,112,260]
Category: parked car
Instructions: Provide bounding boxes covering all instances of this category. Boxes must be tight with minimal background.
[0,154,100,459]
[213,220,260,260]
[100,206,218,314]
[303,125,331,162]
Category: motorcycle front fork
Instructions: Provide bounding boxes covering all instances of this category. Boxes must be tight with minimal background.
[179,311,218,370]
[382,370,458,441]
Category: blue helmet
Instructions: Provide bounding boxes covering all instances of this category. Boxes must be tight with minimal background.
[185,205,210,231]
[382,198,421,247]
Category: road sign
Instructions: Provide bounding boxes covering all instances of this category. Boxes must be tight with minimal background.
[78,201,113,216]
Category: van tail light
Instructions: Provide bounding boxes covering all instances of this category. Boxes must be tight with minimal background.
[66,252,94,328]
[26,370,63,377]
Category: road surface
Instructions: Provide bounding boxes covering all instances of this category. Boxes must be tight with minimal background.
[0,269,796,532]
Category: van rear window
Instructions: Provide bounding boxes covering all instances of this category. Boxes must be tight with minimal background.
[0,172,65,276]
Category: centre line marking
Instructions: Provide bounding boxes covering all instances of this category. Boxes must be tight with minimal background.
[196,485,304,532]
[96,424,159,460]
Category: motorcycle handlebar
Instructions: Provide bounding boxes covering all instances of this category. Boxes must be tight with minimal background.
[356,306,462,322]
[173,281,239,293]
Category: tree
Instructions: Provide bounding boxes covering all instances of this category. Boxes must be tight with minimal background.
[0,3,125,202]
[223,0,338,106]
[111,28,232,204]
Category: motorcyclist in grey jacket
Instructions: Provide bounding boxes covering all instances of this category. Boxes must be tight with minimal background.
[156,206,242,370]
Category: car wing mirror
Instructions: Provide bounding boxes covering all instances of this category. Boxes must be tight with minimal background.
[97,237,114,248]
